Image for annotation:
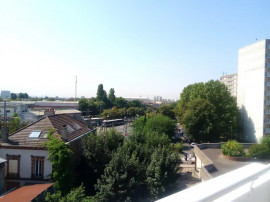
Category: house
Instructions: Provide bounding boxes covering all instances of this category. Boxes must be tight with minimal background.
[0,113,91,191]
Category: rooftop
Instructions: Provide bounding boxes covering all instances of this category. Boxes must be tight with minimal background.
[0,114,91,149]
[0,183,53,202]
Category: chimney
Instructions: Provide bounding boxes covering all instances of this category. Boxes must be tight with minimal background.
[1,123,8,142]
[61,124,68,141]
[44,108,55,116]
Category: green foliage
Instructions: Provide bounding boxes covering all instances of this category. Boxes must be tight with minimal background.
[44,132,74,195]
[221,140,245,157]
[182,98,216,142]
[247,136,270,159]
[45,185,93,202]
[173,142,183,153]
[176,80,238,142]
[144,115,176,139]
[95,131,181,201]
[81,130,124,194]
[18,92,29,99]
[114,97,128,109]
[102,107,122,119]
[146,147,180,198]
[8,117,28,134]
[131,116,146,135]
[11,93,17,100]
[261,135,270,149]
[157,104,176,120]
[248,144,270,159]
[95,147,145,202]
[108,88,116,103]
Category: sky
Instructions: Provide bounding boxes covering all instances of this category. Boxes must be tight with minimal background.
[0,1,270,100]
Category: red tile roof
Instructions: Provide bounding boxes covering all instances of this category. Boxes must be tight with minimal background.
[0,114,91,149]
[0,183,53,202]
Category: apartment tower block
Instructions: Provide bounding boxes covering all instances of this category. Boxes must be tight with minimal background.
[237,39,270,142]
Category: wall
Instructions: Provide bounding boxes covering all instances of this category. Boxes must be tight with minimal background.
[0,148,51,180]
[237,40,266,142]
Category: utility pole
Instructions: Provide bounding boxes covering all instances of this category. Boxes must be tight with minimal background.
[4,99,7,122]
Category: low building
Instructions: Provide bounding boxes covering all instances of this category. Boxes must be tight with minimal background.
[0,91,10,99]
[0,114,91,191]
[21,108,82,123]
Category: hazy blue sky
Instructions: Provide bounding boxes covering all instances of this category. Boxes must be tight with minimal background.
[0,1,269,100]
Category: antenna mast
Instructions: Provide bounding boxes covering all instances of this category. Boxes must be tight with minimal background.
[75,76,77,101]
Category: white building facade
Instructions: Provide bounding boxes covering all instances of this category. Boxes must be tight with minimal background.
[220,73,238,97]
[237,39,270,142]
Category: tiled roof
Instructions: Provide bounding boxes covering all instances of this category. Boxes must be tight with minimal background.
[0,114,91,149]
[0,183,53,202]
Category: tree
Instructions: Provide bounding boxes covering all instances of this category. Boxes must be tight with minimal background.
[182,98,217,142]
[114,97,128,109]
[95,131,180,201]
[44,132,74,195]
[11,93,17,100]
[144,115,176,139]
[108,88,116,103]
[157,104,175,120]
[176,80,238,142]
[96,84,108,105]
[45,184,93,202]
[81,130,124,194]
[8,117,28,134]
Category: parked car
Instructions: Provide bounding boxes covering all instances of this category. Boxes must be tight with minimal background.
[190,142,197,147]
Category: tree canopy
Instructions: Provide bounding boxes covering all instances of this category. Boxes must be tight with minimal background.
[175,80,238,142]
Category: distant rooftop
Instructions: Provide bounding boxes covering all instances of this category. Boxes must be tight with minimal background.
[0,114,91,149]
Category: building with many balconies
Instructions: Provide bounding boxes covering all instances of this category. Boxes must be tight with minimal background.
[220,73,237,97]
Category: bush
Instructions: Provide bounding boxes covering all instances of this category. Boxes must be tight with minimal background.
[262,135,270,149]
[174,142,183,153]
[221,140,245,157]
[248,144,270,159]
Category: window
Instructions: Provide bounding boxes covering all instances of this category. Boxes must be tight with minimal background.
[265,119,270,124]
[29,130,42,139]
[66,125,75,133]
[6,155,20,178]
[267,63,270,68]
[266,100,270,105]
[266,72,270,77]
[31,156,44,179]
[267,82,270,87]
[265,128,270,133]
[72,123,81,130]
[266,110,270,114]
[6,110,10,113]
[266,91,270,96]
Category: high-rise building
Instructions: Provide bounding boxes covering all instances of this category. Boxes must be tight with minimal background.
[220,73,238,97]
[237,39,270,142]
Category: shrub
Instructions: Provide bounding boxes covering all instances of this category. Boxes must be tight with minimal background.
[221,140,245,157]
[248,144,270,159]
[262,135,270,149]
[174,142,183,153]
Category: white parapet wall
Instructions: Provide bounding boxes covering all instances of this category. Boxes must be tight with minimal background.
[157,163,270,202]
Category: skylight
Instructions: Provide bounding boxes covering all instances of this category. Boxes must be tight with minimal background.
[66,125,75,133]
[72,123,81,130]
[29,130,42,139]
